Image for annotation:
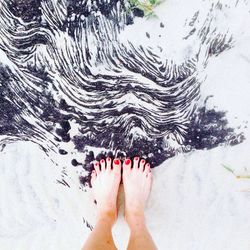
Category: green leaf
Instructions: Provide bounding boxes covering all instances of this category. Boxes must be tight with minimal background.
[128,0,165,19]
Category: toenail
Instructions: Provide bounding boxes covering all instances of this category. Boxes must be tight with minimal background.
[141,159,145,163]
[95,162,99,166]
[135,157,139,161]
[125,159,131,165]
[114,159,119,164]
[101,159,104,163]
[107,157,111,161]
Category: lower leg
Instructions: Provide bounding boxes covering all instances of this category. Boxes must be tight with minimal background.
[82,157,122,250]
[123,157,157,250]
[126,213,157,250]
[82,213,117,250]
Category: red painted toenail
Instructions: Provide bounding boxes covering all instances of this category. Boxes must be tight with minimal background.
[101,159,104,163]
[125,159,131,165]
[95,162,99,166]
[114,159,119,164]
[135,157,139,160]
[107,157,111,161]
[141,159,145,163]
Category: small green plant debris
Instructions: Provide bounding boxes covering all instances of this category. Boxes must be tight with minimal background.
[221,164,250,179]
[128,0,165,18]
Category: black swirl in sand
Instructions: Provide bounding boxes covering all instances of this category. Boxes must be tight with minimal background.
[0,0,246,186]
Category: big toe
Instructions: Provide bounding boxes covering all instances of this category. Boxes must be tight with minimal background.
[113,158,122,173]
[123,158,132,172]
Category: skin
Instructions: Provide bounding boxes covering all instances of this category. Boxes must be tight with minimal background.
[82,156,157,250]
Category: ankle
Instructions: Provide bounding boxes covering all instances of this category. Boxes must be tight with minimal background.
[97,210,117,225]
[125,211,146,228]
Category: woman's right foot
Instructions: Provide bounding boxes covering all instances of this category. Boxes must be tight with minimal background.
[91,157,121,224]
[122,157,152,225]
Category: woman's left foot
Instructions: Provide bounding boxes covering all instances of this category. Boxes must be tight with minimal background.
[91,157,122,223]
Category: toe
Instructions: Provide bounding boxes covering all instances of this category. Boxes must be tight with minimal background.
[113,158,121,172]
[123,158,132,171]
[139,159,146,172]
[133,156,140,169]
[106,157,112,171]
[144,163,151,175]
[100,158,106,171]
[94,161,101,174]
[90,170,97,187]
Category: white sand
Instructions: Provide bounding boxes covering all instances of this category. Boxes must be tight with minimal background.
[1,0,250,249]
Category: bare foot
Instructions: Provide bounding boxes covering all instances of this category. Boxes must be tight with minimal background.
[91,157,122,223]
[122,157,152,225]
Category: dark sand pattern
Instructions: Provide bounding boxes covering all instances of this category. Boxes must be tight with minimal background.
[0,0,246,186]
